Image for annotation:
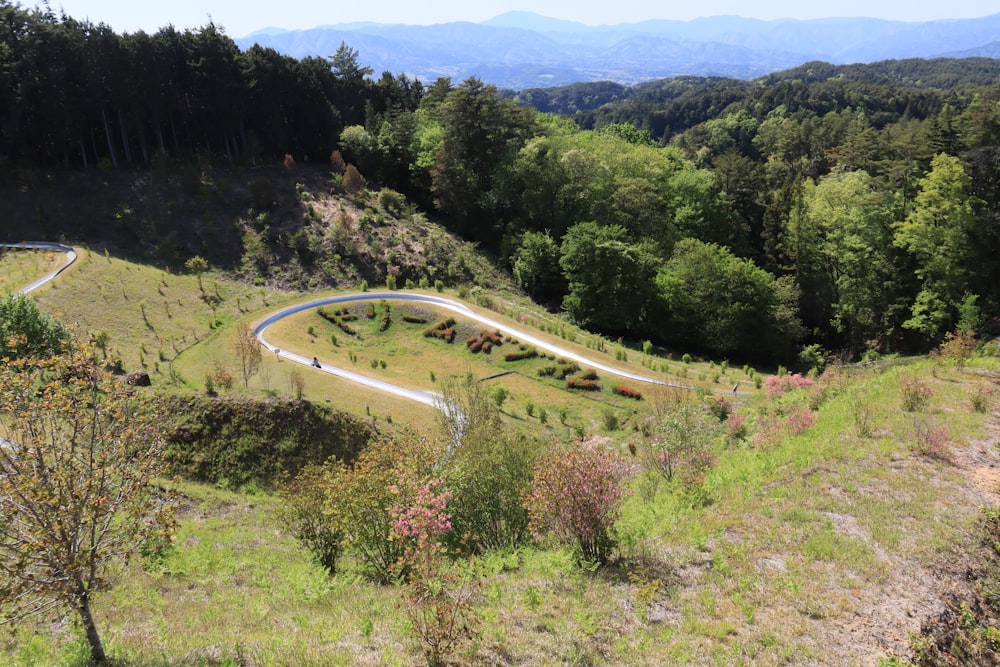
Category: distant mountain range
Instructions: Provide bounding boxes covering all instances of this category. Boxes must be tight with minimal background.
[235,11,1000,89]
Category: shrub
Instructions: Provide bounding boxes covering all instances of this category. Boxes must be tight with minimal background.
[707,395,732,421]
[935,328,977,367]
[489,384,509,409]
[290,369,305,400]
[601,409,619,432]
[504,347,537,362]
[391,479,478,666]
[900,375,933,412]
[752,406,817,446]
[765,373,815,400]
[280,461,345,575]
[377,300,391,332]
[972,385,994,413]
[566,376,602,391]
[437,377,537,552]
[644,405,720,491]
[797,343,827,373]
[910,418,951,462]
[343,164,366,194]
[211,363,234,391]
[524,443,631,564]
[467,331,503,354]
[613,385,643,400]
[326,437,436,583]
[378,188,406,214]
[424,319,457,343]
[403,314,428,324]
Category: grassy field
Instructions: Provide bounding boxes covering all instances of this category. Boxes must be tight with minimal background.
[2,359,997,665]
[0,247,60,293]
[4,246,1000,665]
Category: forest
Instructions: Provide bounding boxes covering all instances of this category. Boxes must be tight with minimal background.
[2,0,999,365]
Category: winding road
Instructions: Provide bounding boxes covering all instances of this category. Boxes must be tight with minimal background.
[254,291,695,409]
[7,243,706,409]
[1,242,78,294]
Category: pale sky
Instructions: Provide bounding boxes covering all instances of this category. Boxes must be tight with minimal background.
[44,0,1000,38]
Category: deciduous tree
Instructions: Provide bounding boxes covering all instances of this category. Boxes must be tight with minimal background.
[894,153,977,341]
[0,294,71,362]
[0,348,175,664]
[231,320,261,388]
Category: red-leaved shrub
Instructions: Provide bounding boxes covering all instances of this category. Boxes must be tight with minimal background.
[613,385,643,400]
[524,443,631,564]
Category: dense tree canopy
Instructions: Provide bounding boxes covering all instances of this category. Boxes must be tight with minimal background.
[3,0,1000,361]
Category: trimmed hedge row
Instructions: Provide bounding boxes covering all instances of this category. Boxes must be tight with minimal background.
[467,330,503,354]
[317,306,357,336]
[505,347,538,362]
[537,360,580,379]
[424,318,457,343]
[612,385,643,400]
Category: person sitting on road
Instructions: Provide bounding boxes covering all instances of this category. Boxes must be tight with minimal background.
[312,356,321,368]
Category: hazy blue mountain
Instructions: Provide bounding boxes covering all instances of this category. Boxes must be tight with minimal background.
[235,12,1000,89]
[939,42,1000,59]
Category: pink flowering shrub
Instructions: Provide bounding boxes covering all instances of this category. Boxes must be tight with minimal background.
[390,479,453,557]
[726,412,747,442]
[766,373,815,400]
[785,406,816,435]
[900,375,933,412]
[911,419,951,462]
[752,407,817,445]
[391,479,477,666]
[524,444,631,564]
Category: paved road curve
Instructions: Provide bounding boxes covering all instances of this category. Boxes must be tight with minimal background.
[2,242,78,294]
[254,291,696,409]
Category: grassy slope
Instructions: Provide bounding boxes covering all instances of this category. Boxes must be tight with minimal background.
[3,359,997,665]
[4,236,1000,665]
[0,248,59,293]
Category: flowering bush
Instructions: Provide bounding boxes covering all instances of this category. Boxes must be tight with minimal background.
[900,375,933,412]
[752,407,817,445]
[390,479,453,556]
[910,418,951,462]
[524,443,631,564]
[785,406,816,435]
[391,479,478,666]
[324,436,436,583]
[765,373,815,399]
[726,413,747,442]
